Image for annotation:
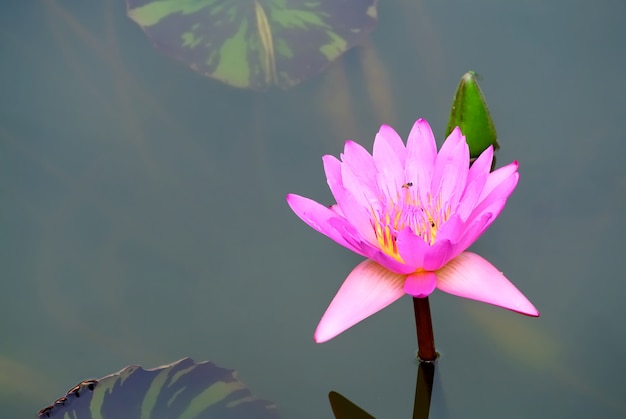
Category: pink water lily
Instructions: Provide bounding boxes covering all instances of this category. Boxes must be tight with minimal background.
[287,119,539,343]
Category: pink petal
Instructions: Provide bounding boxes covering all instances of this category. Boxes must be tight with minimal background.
[341,159,380,214]
[286,194,364,255]
[465,145,493,190]
[434,214,465,243]
[405,119,437,204]
[404,271,437,297]
[451,213,493,256]
[330,186,379,246]
[341,141,378,201]
[372,130,405,199]
[324,156,378,245]
[395,227,428,270]
[435,252,539,316]
[423,239,453,271]
[327,217,377,257]
[366,248,417,275]
[467,172,519,225]
[373,124,406,164]
[479,161,519,202]
[431,127,469,208]
[323,154,343,200]
[457,146,493,219]
[314,260,406,343]
[329,204,343,216]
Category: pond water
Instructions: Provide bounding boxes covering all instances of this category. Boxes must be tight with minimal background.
[1,1,626,417]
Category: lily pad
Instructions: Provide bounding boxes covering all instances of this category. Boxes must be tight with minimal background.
[37,357,280,418]
[328,391,375,419]
[125,0,379,90]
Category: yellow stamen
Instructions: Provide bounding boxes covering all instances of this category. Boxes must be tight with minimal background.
[371,182,452,259]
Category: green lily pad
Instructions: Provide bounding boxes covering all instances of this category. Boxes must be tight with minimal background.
[125,0,379,90]
[329,391,375,419]
[37,357,280,418]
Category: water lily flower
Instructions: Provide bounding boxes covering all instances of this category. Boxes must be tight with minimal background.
[287,119,539,343]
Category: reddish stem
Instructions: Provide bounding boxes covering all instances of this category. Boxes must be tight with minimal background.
[413,296,437,362]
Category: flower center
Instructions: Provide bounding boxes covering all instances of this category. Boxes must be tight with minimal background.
[371,183,451,261]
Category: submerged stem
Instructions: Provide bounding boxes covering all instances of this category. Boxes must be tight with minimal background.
[413,297,437,362]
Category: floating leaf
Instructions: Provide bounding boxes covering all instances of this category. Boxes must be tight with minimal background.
[38,357,280,418]
[125,0,379,90]
[446,71,499,159]
[328,391,375,419]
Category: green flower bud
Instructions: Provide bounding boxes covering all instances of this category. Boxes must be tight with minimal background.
[446,71,500,159]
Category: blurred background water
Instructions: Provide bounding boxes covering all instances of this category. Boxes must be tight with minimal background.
[1,0,626,417]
